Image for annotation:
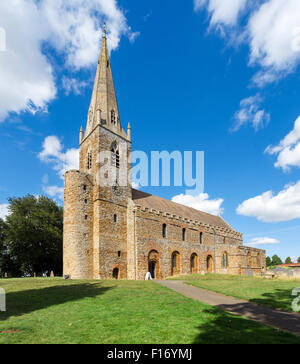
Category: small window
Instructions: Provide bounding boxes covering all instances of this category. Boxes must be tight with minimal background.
[85,215,88,220]
[162,224,167,238]
[222,252,228,268]
[200,232,203,244]
[111,110,116,124]
[114,214,117,223]
[83,185,87,191]
[182,228,186,241]
[111,143,120,169]
[118,251,121,257]
[87,152,92,169]
[84,199,87,204]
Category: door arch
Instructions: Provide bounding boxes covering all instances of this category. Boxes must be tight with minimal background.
[206,255,214,273]
[148,250,160,279]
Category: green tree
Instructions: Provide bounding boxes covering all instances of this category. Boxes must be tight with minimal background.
[266,256,272,267]
[285,257,292,264]
[271,255,282,266]
[298,257,300,264]
[4,195,63,276]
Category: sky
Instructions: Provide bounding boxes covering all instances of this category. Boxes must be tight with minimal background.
[1,0,300,261]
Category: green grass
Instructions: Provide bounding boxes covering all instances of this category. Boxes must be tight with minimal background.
[0,278,299,344]
[174,273,300,313]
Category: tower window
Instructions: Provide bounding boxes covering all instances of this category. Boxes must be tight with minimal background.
[162,224,167,238]
[114,214,117,223]
[200,232,203,244]
[83,185,87,191]
[87,152,92,169]
[111,143,120,169]
[111,110,116,124]
[118,251,121,257]
[182,228,186,241]
[85,215,88,220]
[84,199,88,204]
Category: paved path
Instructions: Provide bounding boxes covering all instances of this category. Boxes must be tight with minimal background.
[156,280,300,336]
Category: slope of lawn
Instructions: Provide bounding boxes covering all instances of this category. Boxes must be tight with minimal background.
[0,278,299,344]
[174,274,300,313]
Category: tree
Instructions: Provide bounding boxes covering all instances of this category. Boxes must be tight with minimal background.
[271,255,282,266]
[266,256,272,267]
[298,257,300,264]
[4,195,63,276]
[285,257,292,264]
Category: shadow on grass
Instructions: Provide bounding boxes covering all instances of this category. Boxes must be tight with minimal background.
[0,283,113,321]
[248,288,298,313]
[193,307,300,344]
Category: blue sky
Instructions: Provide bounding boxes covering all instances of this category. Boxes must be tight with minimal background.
[1,0,300,261]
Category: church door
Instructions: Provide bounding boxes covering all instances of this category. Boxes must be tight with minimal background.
[149,261,156,279]
[112,268,119,279]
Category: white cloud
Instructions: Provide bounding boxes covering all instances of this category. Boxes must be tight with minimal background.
[194,0,248,26]
[197,0,300,86]
[232,94,270,131]
[62,77,88,96]
[237,181,300,222]
[266,116,300,171]
[38,136,79,179]
[42,185,64,201]
[172,193,224,216]
[0,204,9,220]
[247,237,280,246]
[0,0,137,121]
[248,0,300,85]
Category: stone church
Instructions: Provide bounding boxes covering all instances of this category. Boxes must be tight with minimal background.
[63,27,266,280]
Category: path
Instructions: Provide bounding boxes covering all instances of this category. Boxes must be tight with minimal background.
[156,280,300,336]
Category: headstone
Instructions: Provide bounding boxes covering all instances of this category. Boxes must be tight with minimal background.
[248,269,253,277]
[4,273,7,278]
[64,275,70,280]
[50,271,54,277]
[34,273,36,278]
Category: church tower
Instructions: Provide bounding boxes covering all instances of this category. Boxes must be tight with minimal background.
[63,25,132,279]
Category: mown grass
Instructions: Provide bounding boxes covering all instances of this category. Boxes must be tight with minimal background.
[0,278,299,344]
[174,273,300,313]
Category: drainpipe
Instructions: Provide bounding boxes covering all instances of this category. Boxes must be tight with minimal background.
[213,228,216,273]
[133,209,136,280]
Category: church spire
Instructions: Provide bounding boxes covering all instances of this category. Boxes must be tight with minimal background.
[84,24,128,140]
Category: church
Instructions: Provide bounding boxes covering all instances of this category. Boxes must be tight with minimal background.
[63,27,266,280]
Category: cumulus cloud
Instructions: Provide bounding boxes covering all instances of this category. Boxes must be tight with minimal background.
[266,116,300,171]
[62,77,88,96]
[197,0,300,86]
[0,204,9,220]
[172,193,224,216]
[232,94,270,131]
[42,185,64,201]
[247,237,280,246]
[0,0,137,121]
[38,136,79,179]
[194,0,248,26]
[237,181,300,222]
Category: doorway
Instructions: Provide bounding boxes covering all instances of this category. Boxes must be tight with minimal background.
[112,268,119,279]
[149,261,156,279]
[206,255,213,273]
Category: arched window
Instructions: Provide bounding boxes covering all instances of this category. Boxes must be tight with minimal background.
[171,251,180,276]
[87,151,92,169]
[200,232,203,244]
[182,228,186,241]
[222,252,228,268]
[162,224,167,238]
[111,143,120,169]
[111,109,116,124]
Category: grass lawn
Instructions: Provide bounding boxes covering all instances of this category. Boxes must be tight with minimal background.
[174,274,300,313]
[0,278,299,344]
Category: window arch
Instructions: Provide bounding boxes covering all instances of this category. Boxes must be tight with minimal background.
[111,142,120,169]
[200,232,203,244]
[162,224,167,238]
[171,251,181,276]
[182,228,186,241]
[111,109,116,124]
[87,151,92,169]
[222,252,228,269]
[191,253,198,274]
